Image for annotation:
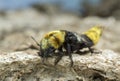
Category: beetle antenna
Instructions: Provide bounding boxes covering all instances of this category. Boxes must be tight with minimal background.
[31,36,40,46]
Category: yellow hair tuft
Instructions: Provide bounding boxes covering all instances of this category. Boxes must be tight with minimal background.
[41,30,66,49]
[84,25,103,45]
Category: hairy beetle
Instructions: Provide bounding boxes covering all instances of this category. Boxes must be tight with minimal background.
[32,25,103,67]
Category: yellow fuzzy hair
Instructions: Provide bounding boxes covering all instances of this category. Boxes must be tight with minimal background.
[84,25,103,45]
[41,30,66,49]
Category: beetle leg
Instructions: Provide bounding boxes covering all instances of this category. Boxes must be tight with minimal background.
[90,48,102,54]
[67,44,73,67]
[87,47,102,55]
[75,50,90,55]
[54,47,64,66]
[42,55,45,64]
[54,52,63,66]
[88,47,94,53]
[84,42,94,55]
[42,51,48,65]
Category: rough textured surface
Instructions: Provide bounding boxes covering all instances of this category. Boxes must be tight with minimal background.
[0,50,119,81]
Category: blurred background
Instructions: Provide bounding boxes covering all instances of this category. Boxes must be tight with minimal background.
[0,0,120,54]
